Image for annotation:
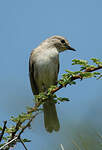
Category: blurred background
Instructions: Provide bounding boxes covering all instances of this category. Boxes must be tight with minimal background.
[0,0,102,149]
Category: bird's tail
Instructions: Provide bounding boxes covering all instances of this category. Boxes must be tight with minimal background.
[43,102,60,133]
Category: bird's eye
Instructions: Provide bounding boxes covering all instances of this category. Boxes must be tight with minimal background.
[61,40,65,43]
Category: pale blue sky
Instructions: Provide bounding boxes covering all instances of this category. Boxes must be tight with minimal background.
[0,0,102,149]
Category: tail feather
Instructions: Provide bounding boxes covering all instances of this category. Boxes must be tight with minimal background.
[43,102,60,132]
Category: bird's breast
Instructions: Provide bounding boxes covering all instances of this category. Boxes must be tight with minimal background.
[34,48,59,90]
[35,48,59,70]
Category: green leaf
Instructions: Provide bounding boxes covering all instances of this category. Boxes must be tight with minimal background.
[11,116,20,123]
[26,106,34,112]
[2,136,8,142]
[0,144,4,147]
[69,81,76,85]
[11,113,33,124]
[57,97,70,102]
[22,138,31,142]
[72,59,88,66]
[91,58,100,63]
[97,74,102,79]
[6,127,15,134]
[47,85,57,96]
[0,126,3,131]
[80,72,94,78]
[91,58,102,66]
[35,92,48,103]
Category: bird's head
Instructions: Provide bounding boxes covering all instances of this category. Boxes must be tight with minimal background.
[43,35,76,52]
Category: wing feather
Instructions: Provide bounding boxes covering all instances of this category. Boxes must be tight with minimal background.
[29,51,39,95]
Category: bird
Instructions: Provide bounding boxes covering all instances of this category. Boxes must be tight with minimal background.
[29,35,76,132]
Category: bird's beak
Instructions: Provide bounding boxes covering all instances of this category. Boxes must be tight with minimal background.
[67,45,76,51]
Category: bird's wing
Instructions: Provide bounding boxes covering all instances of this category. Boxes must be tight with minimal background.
[58,61,60,74]
[55,56,60,84]
[29,50,39,95]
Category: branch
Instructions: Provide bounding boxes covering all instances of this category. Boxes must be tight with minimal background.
[19,138,28,150]
[3,113,39,150]
[0,121,7,142]
[11,120,22,140]
[18,113,38,138]
[51,65,102,94]
[0,136,17,150]
[60,144,65,150]
[28,65,102,113]
[0,58,102,149]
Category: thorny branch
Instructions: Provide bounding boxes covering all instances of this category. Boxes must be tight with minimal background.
[0,136,18,150]
[28,65,102,114]
[0,113,38,150]
[51,65,102,94]
[18,113,38,138]
[19,138,28,150]
[0,64,102,149]
[0,121,7,142]
[11,120,22,140]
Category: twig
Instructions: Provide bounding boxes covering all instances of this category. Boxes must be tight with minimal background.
[72,140,81,150]
[51,65,102,94]
[19,138,28,150]
[85,65,102,72]
[0,136,17,150]
[11,120,22,140]
[96,132,102,140]
[27,99,43,113]
[18,113,38,138]
[1,113,38,150]
[60,144,64,150]
[0,121,7,142]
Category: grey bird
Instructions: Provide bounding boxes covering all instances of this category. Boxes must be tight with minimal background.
[29,35,75,132]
